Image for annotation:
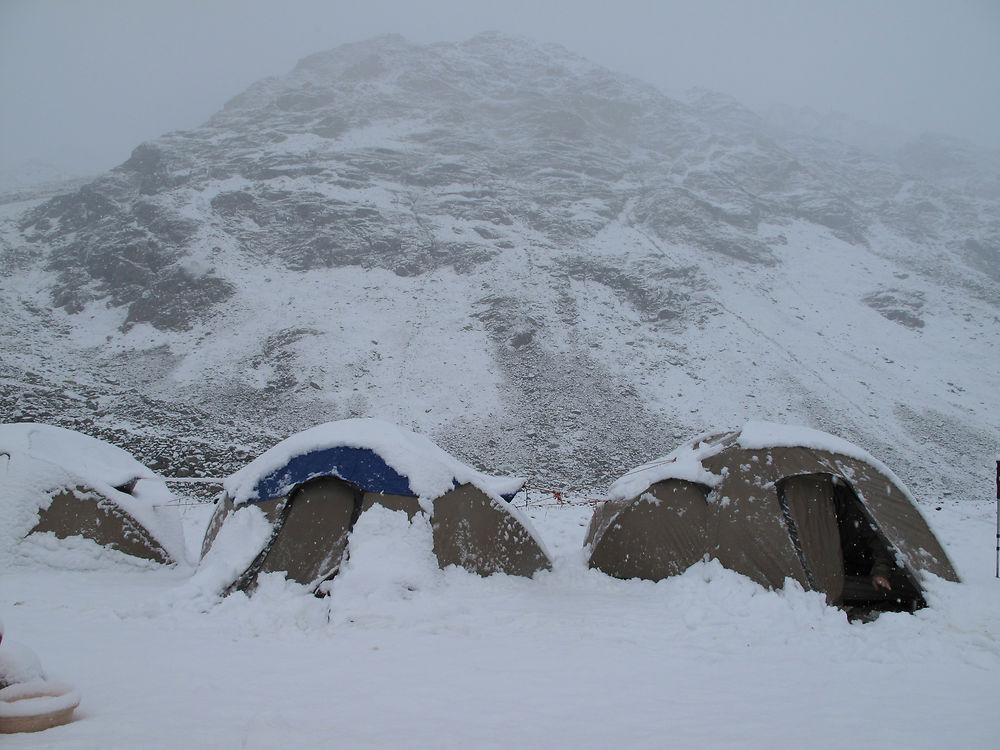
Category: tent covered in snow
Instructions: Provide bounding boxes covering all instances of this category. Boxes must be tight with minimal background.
[0,423,186,565]
[585,422,958,613]
[200,419,551,594]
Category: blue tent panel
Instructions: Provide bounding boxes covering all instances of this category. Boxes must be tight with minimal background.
[250,445,416,501]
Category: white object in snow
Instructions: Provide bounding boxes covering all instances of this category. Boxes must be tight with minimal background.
[0,680,81,733]
[0,640,45,690]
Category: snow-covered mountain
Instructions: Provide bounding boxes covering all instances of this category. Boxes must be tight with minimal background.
[1,33,997,502]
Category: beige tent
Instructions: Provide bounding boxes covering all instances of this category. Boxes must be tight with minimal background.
[201,419,551,594]
[0,423,186,565]
[586,423,958,613]
[31,485,176,564]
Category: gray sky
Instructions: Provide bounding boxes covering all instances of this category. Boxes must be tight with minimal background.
[2,0,998,177]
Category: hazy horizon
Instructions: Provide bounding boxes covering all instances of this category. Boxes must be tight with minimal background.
[2,0,999,180]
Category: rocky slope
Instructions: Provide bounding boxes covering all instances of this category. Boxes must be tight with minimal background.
[1,33,997,504]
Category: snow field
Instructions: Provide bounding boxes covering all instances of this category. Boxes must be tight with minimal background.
[1,491,998,749]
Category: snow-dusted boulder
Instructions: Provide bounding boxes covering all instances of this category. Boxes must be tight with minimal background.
[0,423,187,565]
[202,418,551,594]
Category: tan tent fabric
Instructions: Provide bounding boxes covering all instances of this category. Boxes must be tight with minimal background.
[222,477,359,594]
[360,492,421,519]
[200,495,229,560]
[253,477,359,588]
[588,429,957,612]
[779,474,845,605]
[723,445,955,586]
[699,447,809,591]
[431,483,551,577]
[32,487,172,564]
[204,481,551,595]
[586,479,710,581]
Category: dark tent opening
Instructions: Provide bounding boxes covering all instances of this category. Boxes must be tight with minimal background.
[776,474,926,617]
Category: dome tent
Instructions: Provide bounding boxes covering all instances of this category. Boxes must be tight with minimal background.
[201,419,551,594]
[585,422,958,614]
[0,423,186,565]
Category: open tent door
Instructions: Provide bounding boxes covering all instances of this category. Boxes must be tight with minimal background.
[777,474,925,614]
[830,478,925,612]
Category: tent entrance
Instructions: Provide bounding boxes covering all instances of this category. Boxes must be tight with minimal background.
[776,474,925,615]
[227,476,362,595]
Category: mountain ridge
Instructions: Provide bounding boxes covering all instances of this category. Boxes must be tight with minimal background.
[1,33,996,504]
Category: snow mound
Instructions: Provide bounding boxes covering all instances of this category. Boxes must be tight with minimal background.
[323,505,445,624]
[184,505,275,600]
[0,423,187,565]
[0,641,44,689]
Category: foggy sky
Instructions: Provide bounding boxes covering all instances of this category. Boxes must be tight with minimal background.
[2,0,998,178]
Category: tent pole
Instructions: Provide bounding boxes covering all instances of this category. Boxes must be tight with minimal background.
[995,459,999,579]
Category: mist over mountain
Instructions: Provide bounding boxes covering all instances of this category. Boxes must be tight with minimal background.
[1,33,996,502]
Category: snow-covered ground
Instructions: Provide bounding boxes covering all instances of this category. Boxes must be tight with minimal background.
[1,483,998,749]
[2,33,998,747]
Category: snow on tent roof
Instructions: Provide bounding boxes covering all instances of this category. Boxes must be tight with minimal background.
[225,418,525,505]
[605,421,902,501]
[737,421,880,461]
[605,430,730,502]
[0,422,186,563]
[0,422,156,488]
[735,420,918,502]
